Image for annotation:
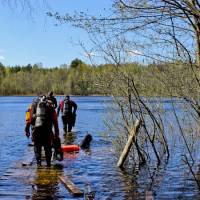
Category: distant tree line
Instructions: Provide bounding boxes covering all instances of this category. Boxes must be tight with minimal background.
[0,58,197,98]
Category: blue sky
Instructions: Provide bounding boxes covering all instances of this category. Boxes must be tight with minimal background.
[0,1,112,67]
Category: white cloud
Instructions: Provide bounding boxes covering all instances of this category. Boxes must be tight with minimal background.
[0,55,5,60]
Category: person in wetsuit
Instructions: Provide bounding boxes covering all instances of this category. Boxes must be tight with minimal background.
[25,95,60,167]
[57,95,77,133]
[47,91,57,109]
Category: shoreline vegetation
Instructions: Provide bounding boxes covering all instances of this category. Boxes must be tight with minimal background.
[0,58,198,99]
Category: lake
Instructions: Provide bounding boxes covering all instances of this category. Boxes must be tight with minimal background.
[0,96,200,199]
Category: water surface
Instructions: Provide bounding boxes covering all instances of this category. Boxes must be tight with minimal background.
[0,96,200,199]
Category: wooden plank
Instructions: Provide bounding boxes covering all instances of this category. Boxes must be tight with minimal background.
[21,155,34,166]
[117,119,142,168]
[21,160,33,166]
[59,176,83,197]
[21,149,35,166]
[21,145,35,166]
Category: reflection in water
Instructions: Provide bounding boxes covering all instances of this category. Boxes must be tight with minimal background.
[82,148,92,156]
[84,182,96,200]
[63,132,77,145]
[31,165,63,200]
[118,164,165,200]
[63,152,79,159]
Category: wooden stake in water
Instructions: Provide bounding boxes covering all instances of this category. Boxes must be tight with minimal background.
[117,119,141,168]
[145,191,154,200]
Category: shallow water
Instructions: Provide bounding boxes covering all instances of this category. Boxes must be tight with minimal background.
[0,96,200,199]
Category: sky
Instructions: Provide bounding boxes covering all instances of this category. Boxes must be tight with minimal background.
[0,0,112,67]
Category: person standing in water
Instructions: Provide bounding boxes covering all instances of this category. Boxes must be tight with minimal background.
[57,95,77,133]
[25,95,60,167]
[47,91,57,109]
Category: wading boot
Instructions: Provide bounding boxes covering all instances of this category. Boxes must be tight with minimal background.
[46,160,51,168]
[37,160,41,167]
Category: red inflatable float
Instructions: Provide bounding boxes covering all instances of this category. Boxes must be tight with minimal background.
[61,145,80,152]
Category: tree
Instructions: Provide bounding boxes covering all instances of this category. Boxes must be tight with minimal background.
[70,58,84,69]
[0,62,5,78]
[49,1,200,63]
[48,1,200,174]
[48,0,200,112]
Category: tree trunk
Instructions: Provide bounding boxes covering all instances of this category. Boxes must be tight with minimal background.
[194,18,200,67]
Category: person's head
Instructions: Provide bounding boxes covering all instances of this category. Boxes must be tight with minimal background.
[48,91,53,97]
[65,95,70,101]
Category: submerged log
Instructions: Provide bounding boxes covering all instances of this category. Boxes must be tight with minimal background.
[117,119,142,169]
[59,176,83,197]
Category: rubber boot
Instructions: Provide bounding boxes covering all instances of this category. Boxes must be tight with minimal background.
[34,145,42,167]
[63,125,67,133]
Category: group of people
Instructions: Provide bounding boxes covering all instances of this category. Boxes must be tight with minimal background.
[24,92,77,167]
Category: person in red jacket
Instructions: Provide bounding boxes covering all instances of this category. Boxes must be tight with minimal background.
[57,95,77,133]
[25,95,60,167]
[47,91,57,109]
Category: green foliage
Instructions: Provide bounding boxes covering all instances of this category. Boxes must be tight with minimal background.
[0,63,6,78]
[0,60,198,98]
[70,58,84,69]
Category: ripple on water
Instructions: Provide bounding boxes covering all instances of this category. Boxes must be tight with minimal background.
[1,96,200,199]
